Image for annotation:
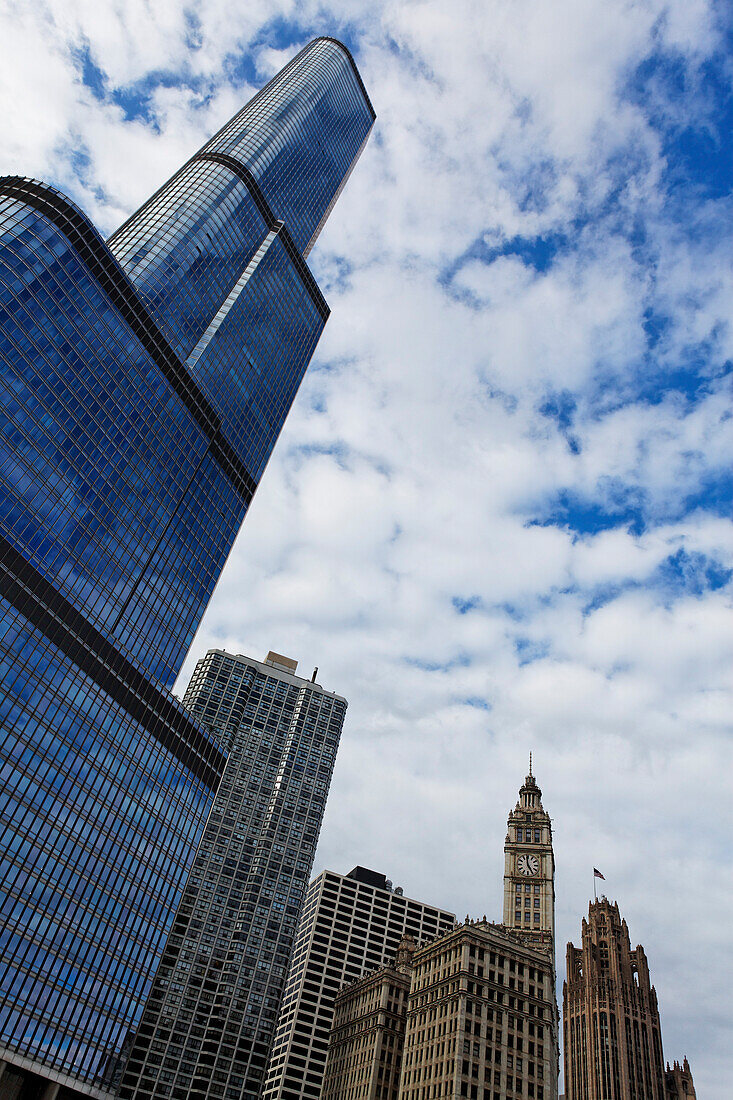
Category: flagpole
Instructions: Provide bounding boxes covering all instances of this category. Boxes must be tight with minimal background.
[593,867,606,901]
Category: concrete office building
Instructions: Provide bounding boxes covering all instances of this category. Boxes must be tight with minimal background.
[320,919,558,1100]
[262,868,454,1100]
[398,919,557,1100]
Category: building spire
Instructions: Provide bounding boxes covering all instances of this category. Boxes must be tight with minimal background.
[529,751,532,778]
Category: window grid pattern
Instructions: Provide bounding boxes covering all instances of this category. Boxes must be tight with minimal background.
[110,38,374,323]
[107,163,269,363]
[108,37,374,364]
[185,229,324,484]
[201,37,375,256]
[0,598,215,1081]
[262,871,454,1100]
[396,925,556,1100]
[322,965,410,1100]
[0,193,223,686]
[118,652,347,1100]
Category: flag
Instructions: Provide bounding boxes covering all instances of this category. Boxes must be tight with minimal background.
[594,868,605,880]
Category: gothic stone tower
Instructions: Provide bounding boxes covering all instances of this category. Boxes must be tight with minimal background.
[665,1057,696,1099]
[563,899,666,1100]
[503,761,555,956]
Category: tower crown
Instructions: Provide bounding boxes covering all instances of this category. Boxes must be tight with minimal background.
[519,772,542,808]
[563,898,691,1100]
[514,754,544,810]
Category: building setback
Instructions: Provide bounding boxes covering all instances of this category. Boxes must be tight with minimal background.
[563,899,695,1100]
[322,937,416,1100]
[0,37,373,1098]
[117,651,346,1100]
[262,868,455,1100]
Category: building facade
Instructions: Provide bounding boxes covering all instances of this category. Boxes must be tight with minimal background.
[398,920,558,1100]
[0,37,373,1097]
[503,761,555,956]
[262,868,454,1100]
[118,650,346,1100]
[563,899,693,1100]
[322,919,558,1100]
[321,937,415,1100]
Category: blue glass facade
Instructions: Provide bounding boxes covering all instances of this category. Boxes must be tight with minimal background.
[0,37,373,1094]
[0,597,218,1082]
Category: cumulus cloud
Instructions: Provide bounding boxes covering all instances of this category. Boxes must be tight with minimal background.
[2,0,731,1092]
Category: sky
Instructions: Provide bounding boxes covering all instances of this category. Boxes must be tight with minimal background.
[3,0,732,1092]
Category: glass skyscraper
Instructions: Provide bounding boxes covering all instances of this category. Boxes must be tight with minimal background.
[0,37,374,1098]
[118,650,346,1100]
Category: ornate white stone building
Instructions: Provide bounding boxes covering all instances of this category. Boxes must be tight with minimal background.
[503,760,555,958]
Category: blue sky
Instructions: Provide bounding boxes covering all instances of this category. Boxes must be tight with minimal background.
[2,0,731,1092]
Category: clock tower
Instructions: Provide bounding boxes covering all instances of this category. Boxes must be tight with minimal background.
[503,757,555,957]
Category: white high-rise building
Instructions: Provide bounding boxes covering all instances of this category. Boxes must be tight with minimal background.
[263,867,455,1100]
[119,650,346,1100]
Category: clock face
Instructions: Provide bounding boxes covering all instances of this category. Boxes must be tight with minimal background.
[517,854,540,876]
